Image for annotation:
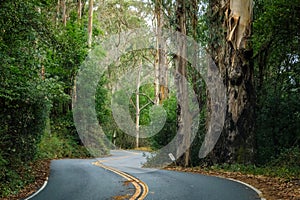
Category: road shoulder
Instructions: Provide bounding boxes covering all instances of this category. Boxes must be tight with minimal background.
[165,166,300,200]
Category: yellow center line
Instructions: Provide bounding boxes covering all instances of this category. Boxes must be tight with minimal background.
[93,161,148,200]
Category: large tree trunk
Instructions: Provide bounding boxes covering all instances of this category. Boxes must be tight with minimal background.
[175,0,192,167]
[207,0,255,164]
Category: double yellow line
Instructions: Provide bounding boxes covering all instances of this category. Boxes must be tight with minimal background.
[93,161,148,200]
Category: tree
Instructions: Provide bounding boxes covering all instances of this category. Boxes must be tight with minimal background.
[78,0,82,20]
[205,0,255,164]
[62,0,67,26]
[154,0,168,105]
[93,0,152,148]
[174,0,193,167]
[135,62,142,148]
[88,0,94,48]
[0,0,71,195]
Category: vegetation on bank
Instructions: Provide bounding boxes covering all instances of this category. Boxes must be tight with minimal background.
[0,0,91,197]
[209,147,300,179]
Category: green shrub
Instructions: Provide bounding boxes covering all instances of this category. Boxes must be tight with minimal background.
[36,117,91,159]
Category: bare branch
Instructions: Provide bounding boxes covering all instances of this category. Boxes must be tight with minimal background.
[140,102,153,111]
[132,92,155,104]
[130,98,136,110]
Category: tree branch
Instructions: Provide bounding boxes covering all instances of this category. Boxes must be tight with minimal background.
[140,101,153,111]
[130,98,136,110]
[133,92,155,104]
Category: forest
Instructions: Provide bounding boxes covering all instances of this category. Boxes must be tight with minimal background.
[0,0,299,198]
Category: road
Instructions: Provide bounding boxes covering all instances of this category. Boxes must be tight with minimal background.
[29,150,262,200]
[29,158,134,200]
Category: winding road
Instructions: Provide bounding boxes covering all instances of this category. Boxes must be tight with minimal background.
[28,150,262,200]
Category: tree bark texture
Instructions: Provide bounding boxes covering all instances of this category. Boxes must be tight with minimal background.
[175,0,192,167]
[154,0,168,105]
[207,0,255,164]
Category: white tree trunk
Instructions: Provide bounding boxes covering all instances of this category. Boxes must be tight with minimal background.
[135,63,142,148]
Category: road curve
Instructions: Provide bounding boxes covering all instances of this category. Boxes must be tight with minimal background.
[98,150,262,200]
[29,150,262,200]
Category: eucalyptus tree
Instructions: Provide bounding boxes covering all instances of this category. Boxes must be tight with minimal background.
[206,0,255,164]
[154,0,169,105]
[93,0,153,148]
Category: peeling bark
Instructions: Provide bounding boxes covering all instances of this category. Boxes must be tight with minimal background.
[207,0,255,164]
[226,0,253,50]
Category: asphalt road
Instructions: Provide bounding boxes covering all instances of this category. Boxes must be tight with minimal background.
[98,150,261,200]
[29,150,261,200]
[29,159,134,200]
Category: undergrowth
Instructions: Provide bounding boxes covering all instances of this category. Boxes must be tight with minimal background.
[0,117,92,198]
[209,147,300,179]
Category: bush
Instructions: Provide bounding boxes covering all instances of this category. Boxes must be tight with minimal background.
[36,116,91,159]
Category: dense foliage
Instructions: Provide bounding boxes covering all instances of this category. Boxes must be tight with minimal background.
[253,0,300,165]
[0,0,91,196]
[0,0,54,195]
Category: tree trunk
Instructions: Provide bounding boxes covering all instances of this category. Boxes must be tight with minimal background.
[56,0,60,25]
[190,0,202,106]
[207,0,255,164]
[175,0,191,167]
[78,0,82,20]
[88,0,93,48]
[154,0,168,105]
[62,0,67,26]
[135,63,142,148]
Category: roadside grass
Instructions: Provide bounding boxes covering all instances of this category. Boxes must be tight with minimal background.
[197,147,300,179]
